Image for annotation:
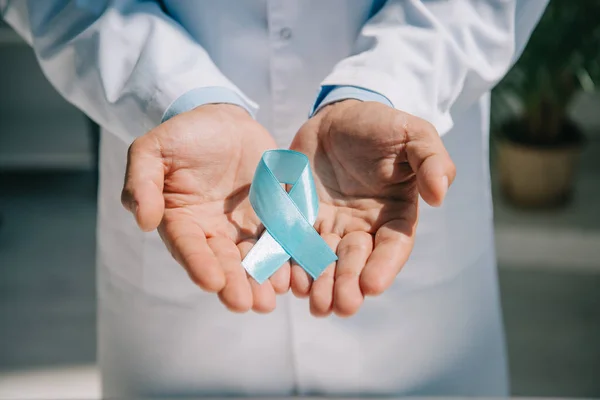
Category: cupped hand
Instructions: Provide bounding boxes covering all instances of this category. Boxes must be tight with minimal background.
[289,100,456,317]
[120,104,290,313]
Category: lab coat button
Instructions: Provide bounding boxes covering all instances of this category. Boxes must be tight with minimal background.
[279,27,292,40]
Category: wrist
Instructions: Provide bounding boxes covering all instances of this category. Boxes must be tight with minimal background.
[312,99,361,131]
[310,99,362,142]
[313,98,361,119]
[195,102,252,117]
[311,85,393,118]
[189,102,255,125]
[161,86,257,123]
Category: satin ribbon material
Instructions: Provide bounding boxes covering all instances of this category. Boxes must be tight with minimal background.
[242,150,338,283]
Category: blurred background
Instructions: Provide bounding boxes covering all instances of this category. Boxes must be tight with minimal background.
[1,1,599,398]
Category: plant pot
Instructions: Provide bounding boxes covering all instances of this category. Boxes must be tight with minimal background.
[496,139,583,208]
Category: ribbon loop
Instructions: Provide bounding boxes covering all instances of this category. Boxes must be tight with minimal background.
[242,150,337,283]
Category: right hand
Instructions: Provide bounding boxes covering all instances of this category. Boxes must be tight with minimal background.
[289,100,455,317]
[120,104,290,313]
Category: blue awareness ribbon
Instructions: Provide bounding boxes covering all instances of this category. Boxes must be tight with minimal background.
[242,150,338,283]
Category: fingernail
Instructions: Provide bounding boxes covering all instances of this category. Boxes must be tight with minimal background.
[441,176,449,198]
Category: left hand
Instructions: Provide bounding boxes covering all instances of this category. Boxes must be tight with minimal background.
[120,104,289,314]
[289,100,455,317]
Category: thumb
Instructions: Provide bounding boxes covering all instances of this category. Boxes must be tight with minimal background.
[121,134,165,231]
[414,152,454,207]
[404,123,456,207]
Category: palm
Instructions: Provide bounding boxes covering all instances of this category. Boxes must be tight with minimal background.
[295,118,418,244]
[122,105,290,313]
[159,107,265,248]
[289,100,454,317]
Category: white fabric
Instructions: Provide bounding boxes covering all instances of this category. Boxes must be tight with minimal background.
[1,0,548,396]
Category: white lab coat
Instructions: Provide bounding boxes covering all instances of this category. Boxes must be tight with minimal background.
[1,0,548,396]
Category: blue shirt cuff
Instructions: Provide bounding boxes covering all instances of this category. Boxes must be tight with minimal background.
[161,86,256,123]
[310,85,393,117]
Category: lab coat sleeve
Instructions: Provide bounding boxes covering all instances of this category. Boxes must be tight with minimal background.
[310,85,393,116]
[317,0,549,135]
[0,0,258,141]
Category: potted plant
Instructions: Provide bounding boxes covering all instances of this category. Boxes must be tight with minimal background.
[491,0,600,208]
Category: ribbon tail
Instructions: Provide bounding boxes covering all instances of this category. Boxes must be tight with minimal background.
[242,150,337,282]
[242,230,290,284]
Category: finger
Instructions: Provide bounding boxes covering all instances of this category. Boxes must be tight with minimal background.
[402,117,456,207]
[158,218,225,293]
[309,234,341,318]
[121,134,166,231]
[291,261,313,298]
[269,260,291,295]
[360,219,416,296]
[238,240,276,313]
[209,236,253,313]
[333,231,373,317]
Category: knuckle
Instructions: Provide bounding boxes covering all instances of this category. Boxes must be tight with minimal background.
[391,112,410,141]
[423,119,438,137]
[406,115,438,142]
[223,247,242,260]
[338,242,371,257]
[336,270,360,281]
[128,134,157,160]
